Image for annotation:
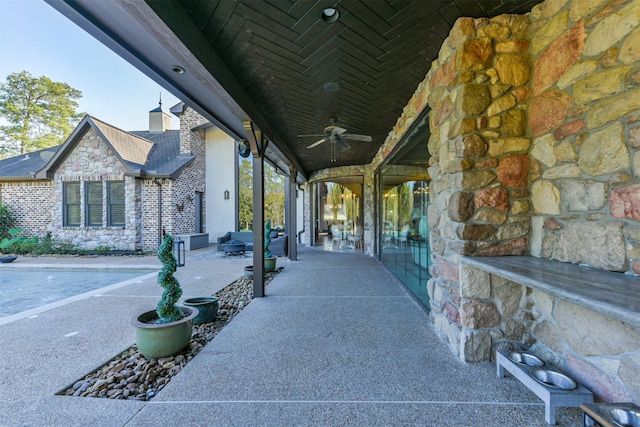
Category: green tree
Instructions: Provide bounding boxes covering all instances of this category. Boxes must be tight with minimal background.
[0,201,16,239]
[0,71,82,158]
[238,159,253,230]
[397,182,413,227]
[265,165,285,227]
[237,157,285,230]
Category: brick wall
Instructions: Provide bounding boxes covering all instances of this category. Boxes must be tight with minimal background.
[0,181,53,237]
[140,106,207,251]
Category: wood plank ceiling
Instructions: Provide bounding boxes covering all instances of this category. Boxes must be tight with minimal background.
[154,0,543,176]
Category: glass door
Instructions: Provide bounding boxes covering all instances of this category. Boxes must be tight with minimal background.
[377,109,431,309]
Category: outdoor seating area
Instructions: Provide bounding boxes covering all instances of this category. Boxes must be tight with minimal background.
[329,223,363,252]
[217,231,288,257]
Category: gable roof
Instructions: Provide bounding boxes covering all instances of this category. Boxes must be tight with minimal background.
[91,116,154,166]
[0,147,59,181]
[0,115,191,181]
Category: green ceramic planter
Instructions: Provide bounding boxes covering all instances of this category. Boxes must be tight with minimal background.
[132,306,198,358]
[184,297,219,324]
[264,256,277,273]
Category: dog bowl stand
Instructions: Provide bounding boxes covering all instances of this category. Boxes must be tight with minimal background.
[497,350,593,425]
[581,402,640,427]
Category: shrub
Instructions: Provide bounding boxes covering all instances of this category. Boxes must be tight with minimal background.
[0,227,36,254]
[156,234,185,323]
[0,202,16,239]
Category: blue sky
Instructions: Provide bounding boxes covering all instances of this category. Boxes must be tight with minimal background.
[0,0,180,131]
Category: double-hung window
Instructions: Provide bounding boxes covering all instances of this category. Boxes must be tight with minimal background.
[63,182,81,227]
[63,180,125,227]
[85,181,103,226]
[108,181,125,226]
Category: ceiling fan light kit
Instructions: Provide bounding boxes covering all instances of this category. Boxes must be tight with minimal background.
[299,119,372,162]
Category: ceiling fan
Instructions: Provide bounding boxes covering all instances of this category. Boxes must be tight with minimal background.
[298,119,372,162]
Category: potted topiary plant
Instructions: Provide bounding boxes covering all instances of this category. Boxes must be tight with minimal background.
[131,234,198,358]
[264,220,277,273]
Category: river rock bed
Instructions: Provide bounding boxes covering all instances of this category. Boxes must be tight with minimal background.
[59,268,281,401]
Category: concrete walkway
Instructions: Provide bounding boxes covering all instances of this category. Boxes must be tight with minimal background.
[0,246,582,426]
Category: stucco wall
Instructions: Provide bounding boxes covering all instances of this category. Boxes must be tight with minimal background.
[205,127,236,242]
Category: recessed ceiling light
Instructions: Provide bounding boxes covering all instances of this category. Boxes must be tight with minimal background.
[171,65,185,74]
[320,7,339,23]
[323,82,341,92]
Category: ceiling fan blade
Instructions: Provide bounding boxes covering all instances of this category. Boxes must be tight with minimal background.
[332,126,347,135]
[335,136,351,151]
[342,134,372,142]
[306,137,328,149]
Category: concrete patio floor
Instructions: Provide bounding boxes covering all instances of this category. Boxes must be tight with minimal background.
[0,245,583,426]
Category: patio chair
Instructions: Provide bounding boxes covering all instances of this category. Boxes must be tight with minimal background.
[347,224,363,251]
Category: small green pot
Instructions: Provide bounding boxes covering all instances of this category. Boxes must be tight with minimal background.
[131,306,198,358]
[184,297,219,324]
[264,256,277,273]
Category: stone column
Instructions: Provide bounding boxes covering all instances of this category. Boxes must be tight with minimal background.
[426,15,533,362]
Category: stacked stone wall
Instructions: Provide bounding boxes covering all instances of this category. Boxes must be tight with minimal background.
[424,13,535,360]
[416,0,640,404]
[0,181,53,237]
[529,285,640,403]
[459,262,640,403]
[528,0,640,274]
[49,129,140,251]
[524,0,640,404]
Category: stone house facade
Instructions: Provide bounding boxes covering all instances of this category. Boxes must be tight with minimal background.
[419,0,640,404]
[0,104,209,252]
[304,0,640,403]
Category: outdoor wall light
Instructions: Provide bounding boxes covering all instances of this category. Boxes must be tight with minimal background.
[320,7,339,23]
[224,189,230,200]
[174,237,185,267]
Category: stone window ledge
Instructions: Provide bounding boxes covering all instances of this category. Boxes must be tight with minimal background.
[461,256,640,329]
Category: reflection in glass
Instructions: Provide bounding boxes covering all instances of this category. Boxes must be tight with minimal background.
[317,180,363,251]
[378,108,431,309]
[380,175,430,308]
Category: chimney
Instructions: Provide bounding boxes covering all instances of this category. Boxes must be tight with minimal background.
[149,95,172,133]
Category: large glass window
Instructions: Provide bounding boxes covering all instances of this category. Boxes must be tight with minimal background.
[108,181,125,226]
[378,110,431,308]
[85,181,103,226]
[63,182,81,227]
[315,178,363,252]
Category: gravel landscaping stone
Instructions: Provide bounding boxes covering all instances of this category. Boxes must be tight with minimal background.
[58,268,282,401]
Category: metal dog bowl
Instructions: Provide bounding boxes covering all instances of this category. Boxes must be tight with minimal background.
[508,351,544,367]
[531,369,577,390]
[609,407,640,427]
